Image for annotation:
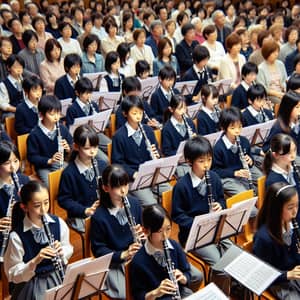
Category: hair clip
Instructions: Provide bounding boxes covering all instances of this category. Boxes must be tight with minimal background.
[276,185,293,197]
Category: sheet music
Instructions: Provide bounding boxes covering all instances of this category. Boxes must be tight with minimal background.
[176,140,187,163]
[211,79,232,95]
[60,98,72,117]
[187,102,202,119]
[91,91,120,111]
[185,283,229,300]
[255,119,276,144]
[204,131,223,147]
[140,76,158,102]
[83,72,107,90]
[174,80,198,96]
[224,251,281,295]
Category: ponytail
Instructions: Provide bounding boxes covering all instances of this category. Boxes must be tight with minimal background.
[263,150,273,176]
[11,202,25,231]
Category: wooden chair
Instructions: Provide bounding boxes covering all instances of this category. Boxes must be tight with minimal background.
[161,189,178,234]
[107,142,112,164]
[17,134,33,176]
[84,217,92,258]
[192,118,198,130]
[154,129,161,150]
[125,263,134,300]
[257,176,266,210]
[274,103,280,118]
[48,168,63,215]
[1,263,9,300]
[226,95,232,108]
[226,189,255,243]
[5,115,17,142]
[109,113,116,138]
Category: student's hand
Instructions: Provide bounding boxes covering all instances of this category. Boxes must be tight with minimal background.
[54,240,64,257]
[134,224,146,242]
[61,139,71,153]
[48,152,63,165]
[147,119,160,129]
[84,200,100,216]
[151,144,160,159]
[121,242,141,262]
[192,93,201,103]
[287,266,300,280]
[234,169,250,178]
[36,245,57,264]
[211,202,222,212]
[154,279,177,298]
[244,154,253,166]
[260,150,265,157]
[0,217,11,232]
[133,172,138,180]
[175,269,187,285]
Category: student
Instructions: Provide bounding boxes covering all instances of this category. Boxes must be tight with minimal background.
[263,91,300,165]
[54,53,81,101]
[172,136,232,294]
[15,76,43,136]
[130,204,201,299]
[0,54,24,120]
[181,45,213,104]
[135,60,151,80]
[112,95,169,206]
[27,95,73,186]
[58,124,107,233]
[213,107,262,196]
[253,182,300,299]
[0,141,29,246]
[90,164,144,299]
[150,65,179,123]
[231,62,258,110]
[162,95,196,177]
[242,83,273,127]
[102,51,125,92]
[4,180,73,300]
[197,84,220,135]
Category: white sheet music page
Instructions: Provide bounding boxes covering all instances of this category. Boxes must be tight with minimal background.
[224,251,281,295]
[60,98,72,117]
[255,119,276,144]
[204,131,223,147]
[187,102,202,119]
[185,283,229,300]
[174,80,198,95]
[176,140,187,163]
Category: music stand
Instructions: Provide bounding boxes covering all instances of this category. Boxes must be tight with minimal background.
[174,80,198,96]
[253,119,276,145]
[60,98,72,117]
[83,72,107,91]
[185,283,229,300]
[203,131,223,147]
[91,91,121,111]
[187,102,202,119]
[211,79,232,95]
[140,76,159,102]
[130,154,181,191]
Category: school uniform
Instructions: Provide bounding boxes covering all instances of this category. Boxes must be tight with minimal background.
[4,213,73,300]
[213,133,262,196]
[150,86,179,123]
[253,224,300,299]
[197,107,219,135]
[15,99,39,135]
[54,74,76,101]
[1,76,24,109]
[242,106,273,127]
[130,239,193,300]
[103,73,125,92]
[0,129,10,141]
[27,123,73,186]
[231,82,249,110]
[58,157,106,232]
[91,196,142,299]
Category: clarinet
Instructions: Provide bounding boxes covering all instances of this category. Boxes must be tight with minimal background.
[138,122,159,160]
[236,136,255,192]
[0,171,22,262]
[182,114,194,139]
[163,240,181,300]
[204,170,215,212]
[91,157,101,200]
[214,104,221,120]
[88,100,97,115]
[292,218,300,253]
[56,121,64,169]
[42,215,65,284]
[292,161,300,182]
[122,196,142,245]
[143,111,162,130]
[260,108,268,123]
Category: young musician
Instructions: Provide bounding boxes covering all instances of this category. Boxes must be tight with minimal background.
[91,164,144,299]
[263,91,300,166]
[15,76,43,135]
[58,124,107,233]
[4,180,73,300]
[0,141,29,248]
[213,106,262,196]
[196,84,220,135]
[150,65,179,123]
[27,95,73,186]
[112,95,170,207]
[253,182,300,299]
[130,204,201,300]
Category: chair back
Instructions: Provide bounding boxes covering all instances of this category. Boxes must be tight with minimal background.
[48,168,63,215]
[109,113,116,138]
[154,129,161,150]
[5,115,17,142]
[107,143,112,164]
[17,134,33,175]
[257,175,266,210]
[84,217,92,258]
[125,263,134,300]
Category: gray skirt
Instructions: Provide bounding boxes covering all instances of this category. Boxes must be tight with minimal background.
[11,270,61,300]
[270,280,300,300]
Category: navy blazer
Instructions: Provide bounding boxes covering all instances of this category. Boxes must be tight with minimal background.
[242,107,273,127]
[54,75,76,101]
[145,35,158,57]
[231,84,248,110]
[286,49,299,76]
[15,101,39,135]
[197,110,219,135]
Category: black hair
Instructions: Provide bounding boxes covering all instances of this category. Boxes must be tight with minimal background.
[22,76,43,94]
[105,51,120,73]
[121,95,144,114]
[287,73,300,91]
[74,77,93,94]
[263,133,296,175]
[63,53,82,72]
[135,60,150,77]
[58,21,72,32]
[219,107,242,131]
[247,83,267,103]
[158,65,176,81]
[83,34,99,52]
[181,22,194,36]
[8,17,20,29]
[38,95,61,115]
[122,76,141,95]
[176,11,188,25]
[184,135,213,163]
[0,140,19,165]
[6,54,25,69]
[257,182,297,244]
[22,29,38,48]
[241,62,258,77]
[192,45,210,64]
[163,94,186,123]
[142,204,171,233]
[117,43,130,67]
[100,164,129,209]
[200,84,219,105]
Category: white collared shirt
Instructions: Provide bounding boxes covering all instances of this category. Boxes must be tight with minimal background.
[66,74,77,87]
[24,98,36,110]
[4,214,73,284]
[222,134,236,150]
[272,163,291,182]
[189,170,205,188]
[202,106,216,121]
[144,239,173,256]
[75,97,89,112]
[247,105,259,117]
[170,116,185,134]
[39,122,56,138]
[74,157,92,175]
[160,85,172,100]
[125,122,139,137]
[241,80,250,91]
[193,64,205,79]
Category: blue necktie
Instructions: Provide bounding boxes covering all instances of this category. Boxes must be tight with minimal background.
[132,130,142,146]
[196,180,207,196]
[153,251,166,267]
[114,208,128,226]
[211,112,219,123]
[2,183,14,196]
[231,145,238,154]
[31,106,38,114]
[31,227,48,244]
[176,123,186,137]
[84,168,95,182]
[48,130,56,140]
